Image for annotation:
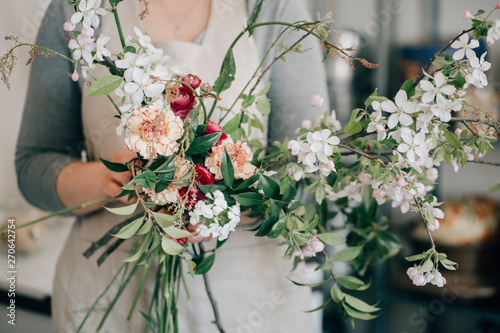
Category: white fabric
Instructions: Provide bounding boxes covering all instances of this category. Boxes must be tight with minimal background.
[53,1,313,332]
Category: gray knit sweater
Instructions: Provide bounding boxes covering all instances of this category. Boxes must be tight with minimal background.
[16,0,329,212]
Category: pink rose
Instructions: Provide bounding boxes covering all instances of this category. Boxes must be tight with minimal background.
[171,85,197,119]
[182,74,202,89]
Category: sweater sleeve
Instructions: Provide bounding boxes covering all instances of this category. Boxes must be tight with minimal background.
[249,0,330,141]
[15,0,84,212]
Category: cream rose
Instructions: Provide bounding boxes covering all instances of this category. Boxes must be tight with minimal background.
[124,104,184,160]
[205,138,256,180]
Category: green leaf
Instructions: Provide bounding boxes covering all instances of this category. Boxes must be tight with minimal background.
[163,226,193,239]
[123,45,136,54]
[249,115,265,132]
[100,158,129,172]
[112,216,144,239]
[136,217,153,235]
[432,56,453,68]
[213,49,236,94]
[485,183,500,193]
[380,138,398,149]
[444,130,463,150]
[287,200,302,212]
[187,260,197,278]
[152,212,176,229]
[329,246,364,262]
[161,236,184,255]
[129,170,156,188]
[315,260,332,271]
[223,116,242,134]
[419,258,433,273]
[261,175,280,199]
[256,98,271,116]
[195,253,215,275]
[87,75,123,96]
[344,109,363,135]
[364,89,388,106]
[400,78,416,98]
[197,184,227,193]
[233,174,260,190]
[267,216,287,238]
[290,276,332,288]
[232,192,264,206]
[185,132,222,155]
[441,258,458,271]
[255,214,279,237]
[317,232,346,246]
[344,294,380,313]
[282,181,297,203]
[246,0,263,36]
[405,252,426,262]
[343,303,379,320]
[104,202,139,216]
[330,283,344,303]
[305,298,332,313]
[221,148,235,187]
[337,276,366,290]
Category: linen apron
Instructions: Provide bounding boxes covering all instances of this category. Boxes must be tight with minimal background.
[52,1,313,332]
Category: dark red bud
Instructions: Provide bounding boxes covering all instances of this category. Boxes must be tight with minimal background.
[181,74,202,89]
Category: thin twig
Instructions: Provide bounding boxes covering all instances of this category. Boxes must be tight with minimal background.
[449,117,500,137]
[470,158,500,166]
[415,28,475,86]
[413,198,435,249]
[199,244,226,333]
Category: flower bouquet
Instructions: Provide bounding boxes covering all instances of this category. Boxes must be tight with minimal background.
[2,0,500,332]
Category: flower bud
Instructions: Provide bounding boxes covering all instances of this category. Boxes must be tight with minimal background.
[63,20,76,32]
[182,74,202,89]
[463,10,473,19]
[497,4,500,9]
[70,69,79,82]
[200,83,212,93]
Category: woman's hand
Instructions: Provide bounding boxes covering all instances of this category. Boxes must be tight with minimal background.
[101,149,137,204]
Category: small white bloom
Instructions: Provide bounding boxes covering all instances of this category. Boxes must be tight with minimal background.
[487,19,500,45]
[450,33,479,60]
[367,121,386,141]
[305,129,340,164]
[419,72,455,104]
[311,94,324,107]
[381,90,417,129]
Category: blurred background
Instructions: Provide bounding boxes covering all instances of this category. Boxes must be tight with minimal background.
[1,0,499,332]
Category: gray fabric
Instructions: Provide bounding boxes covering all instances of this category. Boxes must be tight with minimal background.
[16,0,329,213]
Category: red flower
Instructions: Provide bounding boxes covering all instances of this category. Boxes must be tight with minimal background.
[205,120,228,146]
[179,164,214,209]
[182,74,202,89]
[171,85,197,119]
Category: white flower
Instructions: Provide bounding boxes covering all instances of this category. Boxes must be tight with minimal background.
[419,72,455,104]
[397,131,429,163]
[115,53,151,82]
[412,273,427,286]
[63,20,76,32]
[467,52,491,88]
[367,121,386,141]
[68,37,95,65]
[95,35,111,61]
[73,0,107,29]
[407,266,419,279]
[134,27,153,48]
[431,94,462,123]
[426,167,439,182]
[304,129,340,164]
[381,90,417,129]
[487,19,500,45]
[288,164,304,181]
[123,68,165,106]
[288,140,301,155]
[450,33,479,60]
[370,100,383,122]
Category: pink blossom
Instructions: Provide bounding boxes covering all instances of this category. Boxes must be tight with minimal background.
[311,94,324,108]
[463,11,473,19]
[358,172,373,186]
[412,274,427,286]
[70,69,79,82]
[63,20,75,31]
[426,168,439,182]
[497,4,500,10]
[407,266,419,279]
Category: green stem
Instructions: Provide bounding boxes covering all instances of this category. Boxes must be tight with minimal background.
[112,6,126,49]
[218,27,291,123]
[0,196,111,236]
[76,262,127,333]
